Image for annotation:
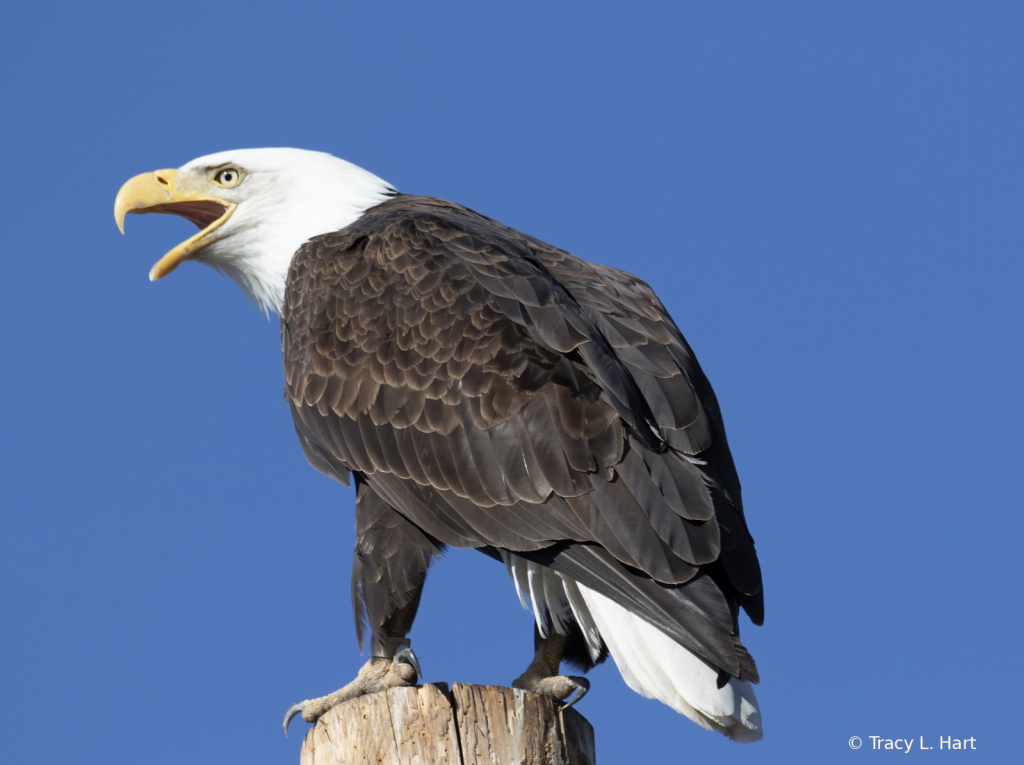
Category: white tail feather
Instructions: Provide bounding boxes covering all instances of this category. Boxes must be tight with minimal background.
[561,577,603,663]
[577,583,762,742]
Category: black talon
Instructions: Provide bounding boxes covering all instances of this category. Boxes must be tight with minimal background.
[283,701,305,737]
[561,677,590,709]
[393,644,423,680]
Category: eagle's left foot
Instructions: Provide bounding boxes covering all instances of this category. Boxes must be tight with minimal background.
[282,639,421,737]
[513,672,591,707]
[511,631,590,708]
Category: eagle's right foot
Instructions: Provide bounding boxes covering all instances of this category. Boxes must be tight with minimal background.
[282,639,421,737]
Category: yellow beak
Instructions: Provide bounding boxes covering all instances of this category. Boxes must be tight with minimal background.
[114,169,236,281]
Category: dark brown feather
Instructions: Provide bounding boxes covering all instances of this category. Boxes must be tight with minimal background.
[282,195,763,682]
[351,475,442,653]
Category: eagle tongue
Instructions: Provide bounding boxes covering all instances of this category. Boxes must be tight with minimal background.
[148,200,228,230]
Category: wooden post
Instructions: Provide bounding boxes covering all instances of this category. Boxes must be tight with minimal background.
[298,683,596,765]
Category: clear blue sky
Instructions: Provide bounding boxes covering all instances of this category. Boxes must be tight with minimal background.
[2,2,1021,763]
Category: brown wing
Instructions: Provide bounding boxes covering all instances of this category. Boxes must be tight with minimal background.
[520,238,763,624]
[283,195,761,680]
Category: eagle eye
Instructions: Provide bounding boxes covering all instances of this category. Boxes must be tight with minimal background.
[213,168,242,188]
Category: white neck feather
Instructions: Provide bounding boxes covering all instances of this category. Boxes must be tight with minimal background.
[185,148,395,316]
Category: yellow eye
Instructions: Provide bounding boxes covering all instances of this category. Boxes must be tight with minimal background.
[213,168,242,187]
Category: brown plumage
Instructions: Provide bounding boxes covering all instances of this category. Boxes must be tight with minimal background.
[282,195,762,684]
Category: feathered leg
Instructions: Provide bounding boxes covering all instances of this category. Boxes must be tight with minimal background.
[283,476,440,736]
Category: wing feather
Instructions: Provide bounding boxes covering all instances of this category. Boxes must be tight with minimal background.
[282,196,763,682]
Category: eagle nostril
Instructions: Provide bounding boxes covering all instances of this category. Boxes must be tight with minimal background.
[156,175,169,186]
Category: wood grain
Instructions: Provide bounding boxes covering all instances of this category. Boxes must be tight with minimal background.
[299,683,594,765]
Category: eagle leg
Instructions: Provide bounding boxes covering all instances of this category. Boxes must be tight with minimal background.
[282,636,421,737]
[283,479,439,737]
[512,631,590,708]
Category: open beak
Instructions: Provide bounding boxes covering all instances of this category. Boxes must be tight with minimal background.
[114,169,236,280]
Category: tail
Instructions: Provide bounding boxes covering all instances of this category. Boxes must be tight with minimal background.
[578,583,762,742]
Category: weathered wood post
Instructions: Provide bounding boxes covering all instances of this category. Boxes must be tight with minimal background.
[298,683,596,765]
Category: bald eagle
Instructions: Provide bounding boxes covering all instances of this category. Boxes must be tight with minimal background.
[115,148,764,742]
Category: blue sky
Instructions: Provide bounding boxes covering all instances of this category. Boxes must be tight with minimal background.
[2,2,1021,763]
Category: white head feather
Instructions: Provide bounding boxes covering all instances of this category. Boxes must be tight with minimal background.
[178,148,395,315]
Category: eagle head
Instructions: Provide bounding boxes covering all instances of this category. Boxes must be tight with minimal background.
[114,148,394,314]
